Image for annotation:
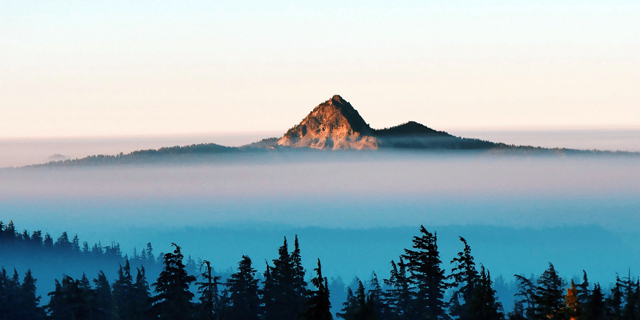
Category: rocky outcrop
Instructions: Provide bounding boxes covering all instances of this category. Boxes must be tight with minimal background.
[276,95,496,150]
[277,95,379,150]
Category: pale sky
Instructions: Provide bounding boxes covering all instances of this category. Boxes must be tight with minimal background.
[1,0,639,139]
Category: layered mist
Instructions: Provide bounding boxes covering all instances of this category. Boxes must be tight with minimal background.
[1,150,639,310]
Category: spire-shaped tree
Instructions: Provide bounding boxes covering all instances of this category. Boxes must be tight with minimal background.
[337,279,374,320]
[151,243,196,320]
[113,259,135,319]
[464,266,503,320]
[384,257,413,319]
[264,236,307,320]
[133,266,151,320]
[402,225,447,320]
[16,270,46,320]
[583,283,606,320]
[533,263,566,320]
[224,255,261,320]
[449,237,480,319]
[563,280,579,320]
[606,274,624,320]
[197,260,221,320]
[93,271,113,320]
[302,259,333,320]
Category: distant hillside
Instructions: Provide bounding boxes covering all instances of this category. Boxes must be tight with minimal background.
[35,143,241,167]
[26,95,638,167]
[276,95,498,150]
[276,95,378,150]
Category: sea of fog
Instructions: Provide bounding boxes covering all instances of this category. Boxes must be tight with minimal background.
[1,131,639,309]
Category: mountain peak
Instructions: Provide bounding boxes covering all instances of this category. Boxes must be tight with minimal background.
[275,95,496,151]
[329,94,344,104]
[277,95,378,150]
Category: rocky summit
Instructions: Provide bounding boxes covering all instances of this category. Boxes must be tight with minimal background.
[276,95,495,150]
[276,95,379,150]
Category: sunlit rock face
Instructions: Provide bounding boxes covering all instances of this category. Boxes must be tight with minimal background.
[277,95,379,150]
[277,94,496,151]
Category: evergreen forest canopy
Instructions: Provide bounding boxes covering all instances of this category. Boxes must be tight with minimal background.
[1,221,638,320]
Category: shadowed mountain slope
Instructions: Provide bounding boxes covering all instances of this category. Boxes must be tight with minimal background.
[23,95,637,167]
[276,95,378,150]
[277,95,495,150]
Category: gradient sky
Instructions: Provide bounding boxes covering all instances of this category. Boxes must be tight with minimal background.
[1,0,639,139]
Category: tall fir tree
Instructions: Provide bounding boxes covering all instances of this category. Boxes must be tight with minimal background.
[513,274,536,319]
[337,279,375,320]
[132,266,151,320]
[302,259,333,320]
[583,283,606,320]
[448,237,479,319]
[402,226,447,320]
[533,263,566,320]
[562,280,579,320]
[264,236,307,320]
[224,255,261,320]
[113,260,135,320]
[196,260,221,320]
[47,275,91,320]
[151,243,196,320]
[606,274,624,320]
[384,258,413,319]
[577,271,590,306]
[463,266,503,320]
[93,271,113,320]
[16,270,47,320]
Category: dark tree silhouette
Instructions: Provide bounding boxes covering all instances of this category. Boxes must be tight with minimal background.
[532,263,566,320]
[448,236,480,319]
[93,271,113,320]
[337,279,374,320]
[196,260,221,320]
[384,258,413,319]
[224,255,261,320]
[464,266,503,320]
[151,243,196,320]
[132,266,152,320]
[264,236,307,320]
[402,226,447,320]
[302,259,333,320]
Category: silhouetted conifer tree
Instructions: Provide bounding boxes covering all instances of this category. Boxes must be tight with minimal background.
[464,266,503,320]
[606,275,624,320]
[384,258,413,319]
[577,271,590,306]
[93,271,113,320]
[302,259,333,320]
[337,279,375,320]
[448,237,479,319]
[264,236,307,320]
[533,263,566,320]
[338,287,358,319]
[132,266,152,320]
[113,260,135,319]
[402,226,447,320]
[16,270,46,320]
[562,280,579,320]
[224,255,261,320]
[513,274,536,319]
[583,283,606,320]
[47,275,91,320]
[369,272,391,320]
[197,260,220,320]
[151,243,196,320]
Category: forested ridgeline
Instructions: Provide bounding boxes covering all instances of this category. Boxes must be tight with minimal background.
[0,220,203,300]
[1,221,639,320]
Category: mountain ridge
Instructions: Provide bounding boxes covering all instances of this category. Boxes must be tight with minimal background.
[16,94,639,167]
[277,95,495,150]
